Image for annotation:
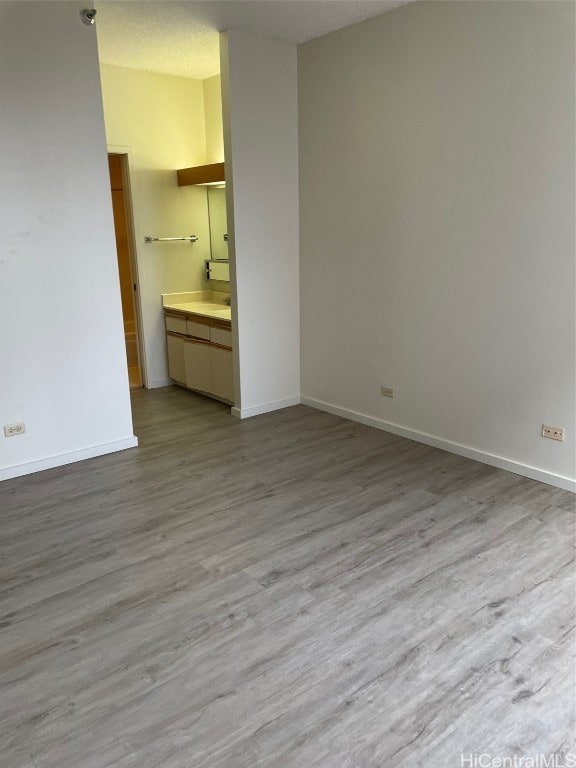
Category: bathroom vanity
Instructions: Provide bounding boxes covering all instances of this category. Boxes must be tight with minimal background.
[162,292,233,404]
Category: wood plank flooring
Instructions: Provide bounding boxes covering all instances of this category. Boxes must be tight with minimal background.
[0,386,574,768]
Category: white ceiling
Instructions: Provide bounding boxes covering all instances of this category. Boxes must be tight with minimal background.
[95,0,412,80]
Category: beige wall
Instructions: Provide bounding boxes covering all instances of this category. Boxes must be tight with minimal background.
[99,64,213,387]
[299,1,575,489]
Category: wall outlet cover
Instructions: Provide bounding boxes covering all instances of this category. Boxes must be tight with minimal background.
[4,422,26,437]
[380,386,394,398]
[541,424,565,442]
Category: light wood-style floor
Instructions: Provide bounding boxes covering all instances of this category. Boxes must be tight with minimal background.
[1,387,574,768]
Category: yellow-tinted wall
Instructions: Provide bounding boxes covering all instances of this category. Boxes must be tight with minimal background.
[100,64,214,387]
[203,75,224,164]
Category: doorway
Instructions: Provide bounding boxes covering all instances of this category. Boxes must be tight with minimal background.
[107,153,144,389]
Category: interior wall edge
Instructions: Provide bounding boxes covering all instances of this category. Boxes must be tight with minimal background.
[230,396,301,420]
[146,378,173,390]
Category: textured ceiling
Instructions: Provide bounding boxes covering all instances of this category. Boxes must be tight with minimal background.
[95,0,412,80]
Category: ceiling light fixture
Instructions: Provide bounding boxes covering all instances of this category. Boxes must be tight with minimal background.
[80,9,97,26]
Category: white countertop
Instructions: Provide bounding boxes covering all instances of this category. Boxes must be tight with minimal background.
[163,301,231,321]
[162,292,231,322]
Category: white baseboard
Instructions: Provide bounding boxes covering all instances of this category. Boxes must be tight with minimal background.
[148,377,172,389]
[301,397,575,493]
[231,396,301,420]
[0,436,139,482]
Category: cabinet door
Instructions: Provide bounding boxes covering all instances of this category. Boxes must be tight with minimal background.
[210,346,234,402]
[166,334,186,384]
[184,339,212,393]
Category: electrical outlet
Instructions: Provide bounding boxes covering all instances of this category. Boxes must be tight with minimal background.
[380,386,394,398]
[4,422,25,437]
[541,424,564,442]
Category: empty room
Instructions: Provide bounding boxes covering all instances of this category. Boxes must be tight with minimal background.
[0,1,574,767]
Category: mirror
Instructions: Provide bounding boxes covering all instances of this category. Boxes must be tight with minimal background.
[207,187,228,262]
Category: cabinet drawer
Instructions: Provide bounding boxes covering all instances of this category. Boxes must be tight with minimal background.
[210,326,232,348]
[186,319,211,340]
[165,315,187,334]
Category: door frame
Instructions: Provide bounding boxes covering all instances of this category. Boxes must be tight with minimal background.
[107,145,147,388]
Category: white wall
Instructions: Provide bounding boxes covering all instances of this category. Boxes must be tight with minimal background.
[221,31,300,417]
[0,1,136,481]
[299,1,575,490]
[99,65,212,388]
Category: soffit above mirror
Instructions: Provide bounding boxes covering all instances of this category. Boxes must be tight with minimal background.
[177,162,225,187]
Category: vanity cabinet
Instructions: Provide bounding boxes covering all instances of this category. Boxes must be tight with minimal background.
[165,310,233,405]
